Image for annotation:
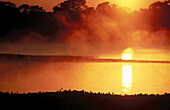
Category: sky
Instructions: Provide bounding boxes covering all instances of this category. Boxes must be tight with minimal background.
[1,0,166,11]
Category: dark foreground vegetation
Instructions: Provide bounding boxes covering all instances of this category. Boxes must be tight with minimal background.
[0,90,170,110]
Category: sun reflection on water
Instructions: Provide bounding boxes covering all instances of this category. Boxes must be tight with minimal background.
[122,65,132,93]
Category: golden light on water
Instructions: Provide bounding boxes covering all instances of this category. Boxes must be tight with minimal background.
[122,48,133,93]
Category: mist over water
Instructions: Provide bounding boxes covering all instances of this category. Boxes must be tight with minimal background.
[0,1,170,56]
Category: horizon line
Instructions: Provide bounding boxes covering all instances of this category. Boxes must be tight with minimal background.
[0,53,170,64]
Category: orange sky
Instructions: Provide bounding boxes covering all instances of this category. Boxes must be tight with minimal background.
[1,0,166,11]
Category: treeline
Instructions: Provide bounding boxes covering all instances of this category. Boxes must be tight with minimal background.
[0,90,170,110]
[1,90,170,96]
[0,0,170,42]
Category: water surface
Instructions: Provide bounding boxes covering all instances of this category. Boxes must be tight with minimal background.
[0,62,170,94]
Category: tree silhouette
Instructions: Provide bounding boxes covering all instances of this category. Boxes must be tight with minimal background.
[18,4,30,14]
[53,5,62,12]
[53,0,87,12]
[4,1,16,8]
[148,0,170,30]
[0,1,20,35]
[29,5,45,14]
[96,2,110,12]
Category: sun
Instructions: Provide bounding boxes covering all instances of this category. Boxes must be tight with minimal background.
[122,48,133,60]
[122,54,132,60]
